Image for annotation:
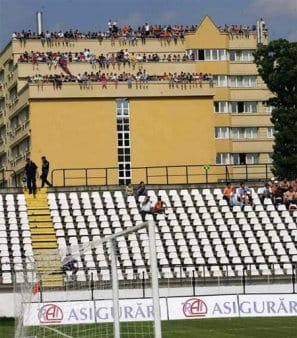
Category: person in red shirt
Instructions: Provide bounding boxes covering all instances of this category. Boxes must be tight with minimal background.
[153,196,167,214]
[223,182,233,205]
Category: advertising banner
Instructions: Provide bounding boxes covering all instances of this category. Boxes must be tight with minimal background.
[238,294,297,317]
[23,294,297,326]
[167,295,238,319]
[167,294,297,320]
[23,301,95,326]
[23,298,168,326]
[94,298,168,323]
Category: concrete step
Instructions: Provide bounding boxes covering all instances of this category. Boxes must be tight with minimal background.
[36,263,61,271]
[30,222,55,229]
[30,228,56,235]
[32,242,58,249]
[31,235,56,242]
[28,215,52,222]
[27,209,50,216]
[41,275,64,287]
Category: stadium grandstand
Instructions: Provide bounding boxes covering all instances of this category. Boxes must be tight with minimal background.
[1,13,296,338]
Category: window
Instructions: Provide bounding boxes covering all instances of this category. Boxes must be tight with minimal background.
[11,138,29,161]
[0,154,7,168]
[214,101,229,113]
[9,85,17,101]
[8,59,14,72]
[232,128,258,139]
[216,153,231,165]
[204,49,227,61]
[213,75,228,87]
[187,49,227,61]
[232,128,245,139]
[229,50,254,62]
[0,98,5,111]
[215,127,230,139]
[238,102,244,113]
[231,101,257,113]
[0,126,6,140]
[116,99,131,185]
[242,50,254,61]
[267,127,274,138]
[229,50,240,61]
[229,76,256,87]
[198,50,205,60]
[233,153,259,165]
[244,102,257,113]
[0,70,4,83]
[265,103,274,113]
[246,153,259,164]
[242,76,256,87]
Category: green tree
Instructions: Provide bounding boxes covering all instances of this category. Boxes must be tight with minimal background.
[254,39,297,179]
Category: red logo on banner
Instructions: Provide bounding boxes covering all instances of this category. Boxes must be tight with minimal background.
[183,298,208,317]
[38,304,63,324]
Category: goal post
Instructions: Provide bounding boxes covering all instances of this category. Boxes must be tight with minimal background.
[14,220,162,338]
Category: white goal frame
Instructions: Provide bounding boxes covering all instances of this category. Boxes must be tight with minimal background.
[15,220,162,338]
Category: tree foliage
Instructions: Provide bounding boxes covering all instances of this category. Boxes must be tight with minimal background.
[254,39,297,179]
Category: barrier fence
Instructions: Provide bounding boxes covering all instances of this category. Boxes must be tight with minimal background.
[0,163,273,188]
[50,163,273,187]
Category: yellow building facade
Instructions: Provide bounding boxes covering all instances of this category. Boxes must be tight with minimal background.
[0,16,273,186]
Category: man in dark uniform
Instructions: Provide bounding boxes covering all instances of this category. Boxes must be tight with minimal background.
[24,158,38,195]
[40,156,52,188]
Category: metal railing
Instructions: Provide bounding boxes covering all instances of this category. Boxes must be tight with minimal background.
[15,262,296,297]
[0,163,273,188]
[51,163,273,187]
[0,169,17,188]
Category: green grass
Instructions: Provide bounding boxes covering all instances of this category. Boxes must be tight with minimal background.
[1,317,297,338]
[0,318,14,338]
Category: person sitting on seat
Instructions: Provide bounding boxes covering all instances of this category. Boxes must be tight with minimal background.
[259,181,272,203]
[62,254,78,277]
[140,196,153,221]
[229,187,243,207]
[125,183,134,198]
[135,181,147,199]
[153,196,167,215]
[223,182,233,205]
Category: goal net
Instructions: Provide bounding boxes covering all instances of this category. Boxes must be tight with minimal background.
[14,221,162,338]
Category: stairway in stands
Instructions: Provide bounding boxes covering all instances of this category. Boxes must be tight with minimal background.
[24,188,63,287]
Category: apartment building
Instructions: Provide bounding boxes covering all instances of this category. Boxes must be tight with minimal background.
[0,16,272,186]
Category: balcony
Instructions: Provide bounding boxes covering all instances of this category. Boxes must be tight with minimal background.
[230,86,271,101]
[229,63,257,75]
[7,85,29,117]
[232,139,273,153]
[17,62,196,79]
[28,81,215,99]
[9,154,26,173]
[12,38,186,56]
[231,114,272,127]
[228,33,268,49]
[8,121,30,148]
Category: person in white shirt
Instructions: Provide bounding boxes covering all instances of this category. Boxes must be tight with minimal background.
[140,196,153,221]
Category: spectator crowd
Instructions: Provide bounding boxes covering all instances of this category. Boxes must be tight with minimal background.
[27,70,214,89]
[12,19,267,47]
[12,22,196,46]
[223,179,297,211]
[18,49,194,68]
